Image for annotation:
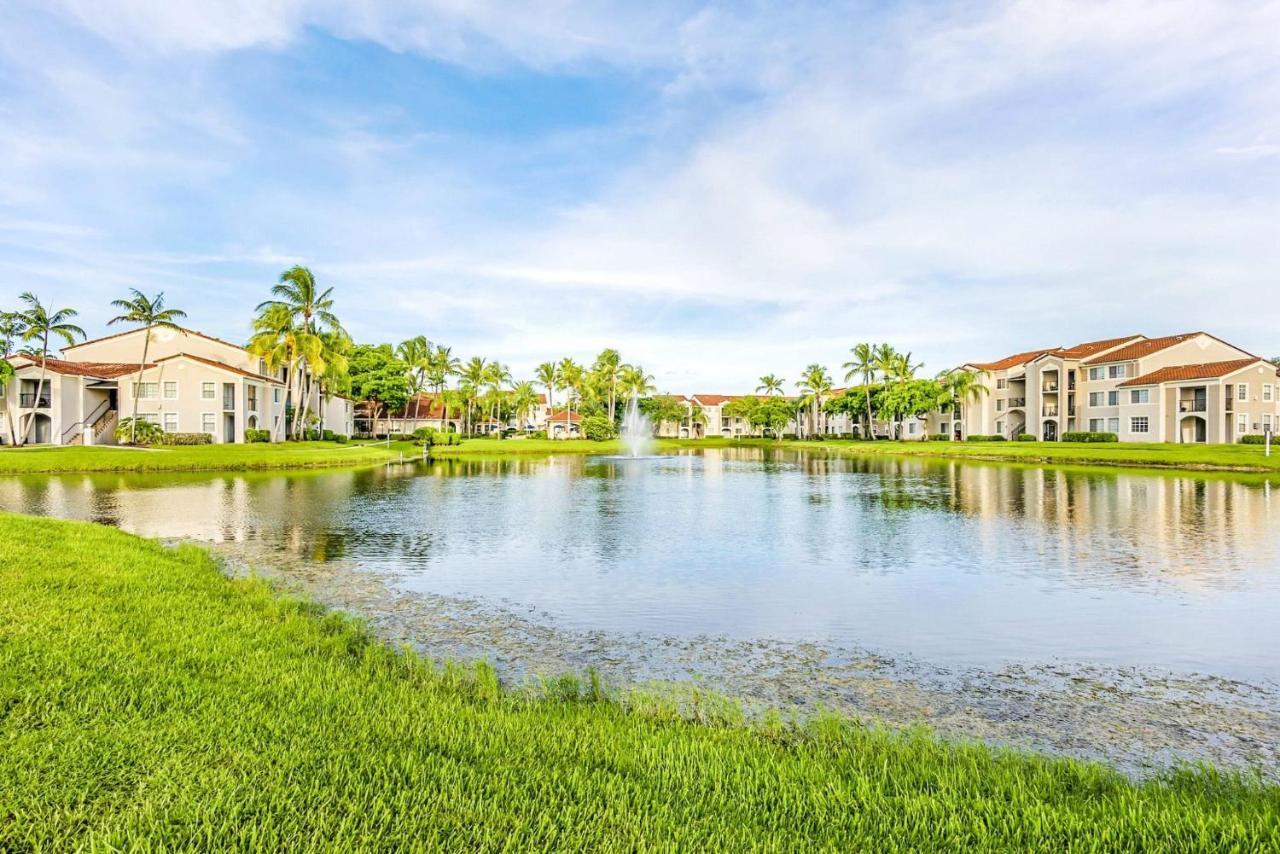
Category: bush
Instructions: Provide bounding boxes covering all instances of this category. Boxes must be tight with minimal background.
[581,414,615,442]
[965,435,1004,442]
[927,434,950,442]
[114,417,164,446]
[1016,434,1038,442]
[1062,431,1118,443]
[320,430,347,443]
[413,426,438,446]
[1239,434,1272,445]
[528,430,547,440]
[156,432,213,446]
[244,428,271,443]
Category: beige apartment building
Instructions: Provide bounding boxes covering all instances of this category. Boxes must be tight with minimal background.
[2,325,353,445]
[946,332,1279,443]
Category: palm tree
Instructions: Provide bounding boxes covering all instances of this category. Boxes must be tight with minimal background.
[510,381,539,432]
[0,311,27,446]
[618,364,655,399]
[459,357,488,435]
[555,358,584,437]
[426,345,459,400]
[315,329,352,434]
[535,361,558,428]
[842,342,878,439]
[396,336,433,425]
[256,266,341,439]
[939,369,988,439]
[795,364,832,439]
[17,293,85,444]
[107,289,188,444]
[755,374,785,396]
[248,304,297,442]
[593,349,624,423]
[882,350,923,438]
[484,362,512,434]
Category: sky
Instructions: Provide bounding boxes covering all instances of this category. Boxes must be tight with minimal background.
[1,1,1278,393]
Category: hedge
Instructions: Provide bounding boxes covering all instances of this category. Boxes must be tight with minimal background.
[966,435,1005,442]
[156,432,213,446]
[1016,434,1038,442]
[244,429,271,443]
[1061,431,1118,443]
[1239,434,1274,445]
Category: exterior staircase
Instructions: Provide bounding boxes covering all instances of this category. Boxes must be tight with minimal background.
[93,409,118,445]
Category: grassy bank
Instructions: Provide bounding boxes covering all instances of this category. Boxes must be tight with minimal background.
[0,440,404,474]
[2,514,1276,849]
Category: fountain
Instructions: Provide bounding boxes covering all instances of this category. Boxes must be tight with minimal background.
[619,393,655,458]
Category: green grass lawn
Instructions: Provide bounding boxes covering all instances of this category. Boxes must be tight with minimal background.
[2,514,1276,849]
[0,440,404,474]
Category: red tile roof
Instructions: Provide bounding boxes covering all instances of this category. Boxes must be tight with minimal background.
[969,348,1061,372]
[546,409,583,422]
[1118,359,1274,387]
[1058,335,1145,359]
[1081,332,1210,364]
[152,353,282,384]
[692,394,745,405]
[61,324,248,355]
[8,356,145,379]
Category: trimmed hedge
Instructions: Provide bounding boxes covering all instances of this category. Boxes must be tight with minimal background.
[1016,434,1038,442]
[156,432,213,446]
[966,435,1005,442]
[1062,431,1118,443]
[244,429,271,443]
[927,434,951,442]
[1239,434,1273,445]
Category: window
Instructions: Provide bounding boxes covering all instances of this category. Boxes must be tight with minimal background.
[140,413,160,425]
[995,420,1004,434]
[1130,416,1149,434]
[132,382,159,400]
[163,412,178,432]
[1089,418,1104,432]
[1107,417,1119,433]
[202,382,216,399]
[1238,384,1248,402]
[1088,392,1103,407]
[273,388,281,404]
[163,381,178,400]
[1129,389,1149,404]
[1107,391,1119,406]
[996,378,1007,389]
[1088,367,1104,381]
[1264,414,1273,432]
[996,399,1005,411]
[1238,413,1248,433]
[1109,364,1127,379]
[1265,384,1274,402]
[201,413,216,434]
[907,422,917,434]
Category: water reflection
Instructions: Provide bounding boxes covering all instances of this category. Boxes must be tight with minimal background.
[3,448,1277,682]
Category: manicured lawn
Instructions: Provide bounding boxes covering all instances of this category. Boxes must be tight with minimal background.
[1,514,1276,849]
[0,441,403,474]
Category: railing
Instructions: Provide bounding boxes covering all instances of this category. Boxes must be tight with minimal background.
[60,399,112,443]
[223,393,235,411]
[1225,399,1233,412]
[1042,407,1059,417]
[1007,397,1026,408]
[19,392,50,408]
[1042,384,1059,392]
[1179,401,1206,413]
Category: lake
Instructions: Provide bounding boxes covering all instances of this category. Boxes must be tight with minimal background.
[6,448,1279,774]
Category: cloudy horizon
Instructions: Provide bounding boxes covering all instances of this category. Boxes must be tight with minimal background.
[2,1,1278,393]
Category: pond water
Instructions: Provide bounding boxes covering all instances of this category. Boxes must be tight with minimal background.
[6,448,1280,774]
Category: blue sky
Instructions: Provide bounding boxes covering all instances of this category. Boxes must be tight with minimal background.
[2,1,1278,391]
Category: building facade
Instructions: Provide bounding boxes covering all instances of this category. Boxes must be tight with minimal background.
[2,325,353,445]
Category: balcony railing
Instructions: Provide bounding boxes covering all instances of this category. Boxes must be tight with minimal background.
[1007,397,1026,408]
[19,393,50,408]
[1042,407,1059,417]
[1179,401,1207,413]
[223,393,235,411]
[1042,384,1059,392]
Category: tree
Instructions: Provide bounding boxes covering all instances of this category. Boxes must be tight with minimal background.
[555,358,584,436]
[509,381,539,431]
[938,369,989,438]
[753,396,795,441]
[458,357,488,435]
[248,305,298,442]
[535,361,558,425]
[107,289,188,444]
[755,374,784,396]
[484,361,512,435]
[842,343,878,438]
[17,293,85,445]
[619,364,655,399]
[638,395,687,436]
[348,344,411,431]
[593,349,624,423]
[0,311,27,446]
[426,345,459,397]
[581,413,614,441]
[396,336,433,423]
[878,379,945,439]
[795,364,832,439]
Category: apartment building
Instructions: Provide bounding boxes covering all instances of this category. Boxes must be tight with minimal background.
[2,325,353,445]
[948,332,1278,443]
[357,392,556,436]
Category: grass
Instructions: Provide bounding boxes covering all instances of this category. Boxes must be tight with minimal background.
[2,514,1277,849]
[0,440,404,474]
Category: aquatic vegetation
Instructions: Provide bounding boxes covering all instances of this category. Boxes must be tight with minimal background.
[2,514,1277,849]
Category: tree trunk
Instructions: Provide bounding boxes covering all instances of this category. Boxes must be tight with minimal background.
[129,331,151,444]
[19,333,50,446]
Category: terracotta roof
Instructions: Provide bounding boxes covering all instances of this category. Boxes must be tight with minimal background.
[1118,359,1273,387]
[692,394,745,405]
[546,409,583,422]
[8,356,146,379]
[152,352,283,384]
[969,348,1061,372]
[1057,335,1144,359]
[1081,332,1209,364]
[62,324,248,356]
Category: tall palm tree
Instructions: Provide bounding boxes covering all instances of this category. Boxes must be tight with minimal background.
[459,357,488,435]
[618,364,655,399]
[795,364,832,439]
[17,293,85,444]
[510,381,539,432]
[593,349,624,423]
[755,374,785,396]
[396,336,432,424]
[484,362,512,434]
[248,304,297,442]
[940,369,988,439]
[555,358,584,437]
[0,311,27,446]
[535,361,558,428]
[882,350,923,438]
[842,342,878,439]
[426,345,459,400]
[315,329,352,433]
[256,266,341,439]
[107,289,188,444]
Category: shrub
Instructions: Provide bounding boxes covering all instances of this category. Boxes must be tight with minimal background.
[244,428,271,443]
[966,434,1005,443]
[113,417,164,446]
[1061,431,1118,443]
[927,434,950,442]
[581,414,615,442]
[528,430,547,440]
[413,427,440,446]
[1239,434,1271,445]
[320,430,348,443]
[156,432,213,446]
[1016,434,1038,442]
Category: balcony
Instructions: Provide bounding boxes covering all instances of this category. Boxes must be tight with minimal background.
[1007,397,1026,408]
[1179,401,1207,413]
[1042,384,1059,393]
[19,393,50,408]
[1042,407,1059,417]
